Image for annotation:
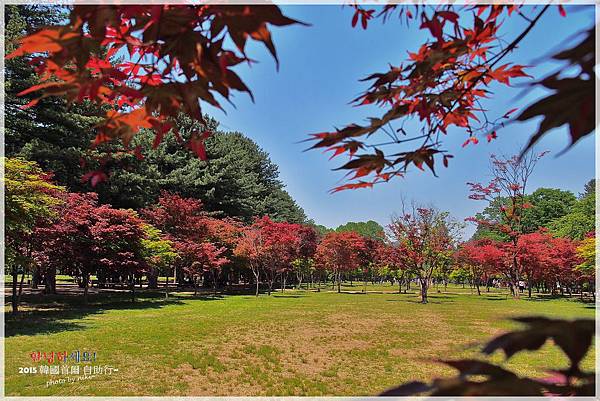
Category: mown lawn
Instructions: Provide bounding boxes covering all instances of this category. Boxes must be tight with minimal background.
[5,283,595,396]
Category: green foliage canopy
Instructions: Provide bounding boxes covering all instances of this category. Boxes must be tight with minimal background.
[4,157,63,263]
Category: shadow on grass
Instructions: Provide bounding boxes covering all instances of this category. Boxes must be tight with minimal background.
[403,299,455,305]
[428,294,456,300]
[383,295,456,305]
[5,284,291,337]
[339,290,421,295]
[521,294,594,303]
[222,285,297,297]
[5,290,187,338]
[521,294,595,308]
[482,293,595,305]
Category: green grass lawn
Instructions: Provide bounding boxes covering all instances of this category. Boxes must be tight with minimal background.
[5,283,595,396]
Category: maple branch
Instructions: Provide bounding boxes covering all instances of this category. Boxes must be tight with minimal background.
[425,4,551,147]
[366,134,431,148]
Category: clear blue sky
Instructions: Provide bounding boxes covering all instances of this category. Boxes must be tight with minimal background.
[203,5,596,237]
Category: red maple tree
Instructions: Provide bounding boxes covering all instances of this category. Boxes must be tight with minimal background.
[388,206,459,303]
[183,241,229,296]
[36,192,146,303]
[458,238,511,295]
[467,152,546,298]
[314,231,366,293]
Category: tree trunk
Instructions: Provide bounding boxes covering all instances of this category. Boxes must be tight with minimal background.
[317,272,322,292]
[511,250,520,299]
[83,272,89,305]
[337,271,341,293]
[43,269,57,294]
[165,274,169,299]
[420,279,428,304]
[17,269,26,305]
[31,267,39,289]
[147,268,159,289]
[212,270,218,297]
[130,274,136,302]
[254,269,260,297]
[510,280,519,298]
[11,268,19,315]
[282,272,286,292]
[176,266,184,289]
[96,268,106,289]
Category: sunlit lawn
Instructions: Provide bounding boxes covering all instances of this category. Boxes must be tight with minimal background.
[5,283,595,396]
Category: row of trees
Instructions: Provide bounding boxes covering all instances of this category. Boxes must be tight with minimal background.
[464,151,595,299]
[456,232,594,299]
[7,154,594,315]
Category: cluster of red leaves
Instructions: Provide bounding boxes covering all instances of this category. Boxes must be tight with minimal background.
[519,232,583,290]
[34,192,147,279]
[457,231,584,291]
[456,238,506,274]
[8,5,303,184]
[310,5,564,192]
[182,241,229,279]
[141,191,242,279]
[314,231,367,274]
[387,207,455,272]
[236,216,318,277]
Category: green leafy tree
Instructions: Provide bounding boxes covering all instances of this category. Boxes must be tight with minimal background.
[470,198,511,241]
[63,114,307,223]
[335,220,385,240]
[4,157,63,313]
[575,235,595,300]
[521,188,576,233]
[549,181,595,240]
[472,186,578,240]
[141,115,306,223]
[141,224,178,295]
[449,267,472,288]
[313,224,333,236]
[581,179,595,198]
[292,258,315,290]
